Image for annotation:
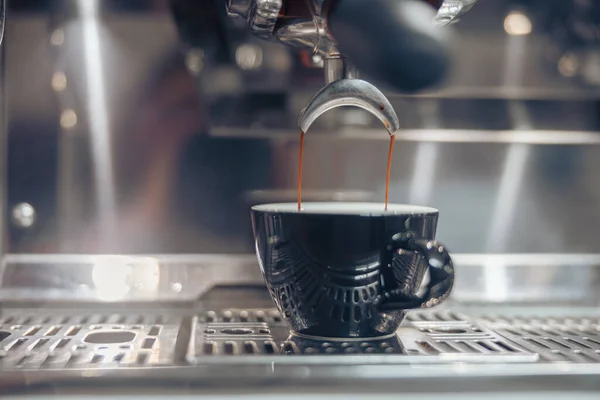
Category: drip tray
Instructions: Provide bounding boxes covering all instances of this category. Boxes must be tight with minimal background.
[186,309,537,364]
[0,311,181,369]
[2,307,600,370]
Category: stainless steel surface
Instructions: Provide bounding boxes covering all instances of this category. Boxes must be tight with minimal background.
[323,58,358,85]
[1,252,599,307]
[0,310,182,369]
[434,0,479,26]
[236,0,339,57]
[186,308,536,363]
[2,305,600,371]
[246,0,282,39]
[0,293,599,383]
[299,79,400,134]
[0,268,599,393]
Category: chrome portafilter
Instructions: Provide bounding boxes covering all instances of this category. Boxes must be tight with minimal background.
[298,59,400,135]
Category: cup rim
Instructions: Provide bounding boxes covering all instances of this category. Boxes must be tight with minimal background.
[251,202,439,216]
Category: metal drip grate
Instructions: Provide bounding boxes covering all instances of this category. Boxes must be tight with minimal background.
[187,309,537,361]
[0,311,181,369]
[2,308,600,370]
[480,315,600,362]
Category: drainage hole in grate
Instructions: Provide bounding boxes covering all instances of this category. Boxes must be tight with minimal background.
[565,337,593,349]
[524,338,551,349]
[453,341,480,353]
[142,338,156,349]
[220,328,253,335]
[54,338,71,349]
[45,326,62,336]
[435,341,459,353]
[546,338,572,350]
[148,326,161,336]
[521,327,542,336]
[91,354,104,364]
[84,331,136,344]
[244,341,258,354]
[137,352,149,364]
[204,329,216,334]
[203,342,216,355]
[416,341,440,355]
[24,327,41,336]
[431,327,468,334]
[224,341,237,355]
[66,326,81,336]
[492,341,517,352]
[475,341,496,352]
[585,337,600,347]
[8,338,27,351]
[259,329,270,334]
[282,342,298,354]
[263,341,276,354]
[0,331,11,342]
[32,338,50,350]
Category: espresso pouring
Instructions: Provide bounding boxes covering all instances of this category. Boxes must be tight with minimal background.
[296,131,396,211]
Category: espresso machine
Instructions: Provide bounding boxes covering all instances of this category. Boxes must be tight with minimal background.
[1,0,600,397]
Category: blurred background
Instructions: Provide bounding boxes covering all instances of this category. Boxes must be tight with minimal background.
[3,0,600,255]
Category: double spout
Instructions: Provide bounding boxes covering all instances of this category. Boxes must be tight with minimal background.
[298,57,400,136]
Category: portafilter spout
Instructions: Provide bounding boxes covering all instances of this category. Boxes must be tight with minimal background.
[298,58,400,135]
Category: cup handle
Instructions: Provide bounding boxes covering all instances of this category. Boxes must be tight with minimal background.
[378,232,455,311]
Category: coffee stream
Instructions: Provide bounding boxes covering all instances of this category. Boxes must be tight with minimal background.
[297,130,306,211]
[384,135,396,211]
[297,130,396,211]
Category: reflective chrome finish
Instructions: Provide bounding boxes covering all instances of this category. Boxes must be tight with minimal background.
[228,0,399,130]
[275,20,339,57]
[0,255,599,393]
[299,79,400,134]
[229,0,283,39]
[324,57,358,84]
[270,0,338,57]
[433,0,479,26]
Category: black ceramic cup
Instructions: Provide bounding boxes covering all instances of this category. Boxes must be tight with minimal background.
[251,202,455,339]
